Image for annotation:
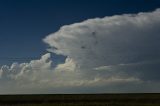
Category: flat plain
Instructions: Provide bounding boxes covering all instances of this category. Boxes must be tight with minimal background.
[0,93,159,106]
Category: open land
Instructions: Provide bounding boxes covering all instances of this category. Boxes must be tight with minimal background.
[0,93,159,106]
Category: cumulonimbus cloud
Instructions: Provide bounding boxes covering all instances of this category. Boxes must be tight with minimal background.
[0,9,160,93]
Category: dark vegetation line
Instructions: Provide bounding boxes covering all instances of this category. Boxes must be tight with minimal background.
[0,93,159,105]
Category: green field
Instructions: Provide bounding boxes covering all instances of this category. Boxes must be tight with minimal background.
[0,93,159,106]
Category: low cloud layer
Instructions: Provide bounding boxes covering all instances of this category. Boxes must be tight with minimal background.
[1,9,160,93]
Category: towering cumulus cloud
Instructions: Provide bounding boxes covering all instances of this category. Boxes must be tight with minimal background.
[1,9,160,93]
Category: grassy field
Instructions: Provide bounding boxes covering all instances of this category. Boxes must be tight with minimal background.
[0,93,159,106]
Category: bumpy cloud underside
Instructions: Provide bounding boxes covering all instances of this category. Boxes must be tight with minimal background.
[1,9,160,93]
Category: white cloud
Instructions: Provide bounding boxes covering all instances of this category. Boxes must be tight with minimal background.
[55,57,77,72]
[1,9,160,93]
[0,53,52,80]
[44,8,160,81]
[44,9,160,69]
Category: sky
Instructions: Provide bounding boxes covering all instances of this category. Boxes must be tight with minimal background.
[0,0,160,94]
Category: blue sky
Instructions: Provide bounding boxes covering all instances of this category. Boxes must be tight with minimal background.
[0,0,160,65]
[0,0,160,94]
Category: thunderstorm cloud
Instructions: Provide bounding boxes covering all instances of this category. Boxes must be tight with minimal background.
[1,9,160,93]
